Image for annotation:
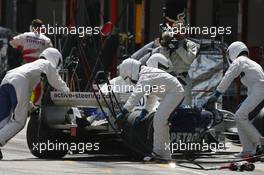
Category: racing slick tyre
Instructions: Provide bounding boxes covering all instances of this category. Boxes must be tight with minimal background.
[121,111,154,160]
[27,112,68,159]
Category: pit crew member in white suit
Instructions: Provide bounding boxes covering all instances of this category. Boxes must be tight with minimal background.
[205,41,264,158]
[0,48,70,159]
[116,58,184,160]
[134,53,173,123]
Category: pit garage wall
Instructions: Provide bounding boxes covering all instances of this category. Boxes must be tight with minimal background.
[194,0,264,52]
[146,0,163,42]
[247,0,264,49]
[193,0,213,29]
[146,0,188,42]
[35,0,65,26]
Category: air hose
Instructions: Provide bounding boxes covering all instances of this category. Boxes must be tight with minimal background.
[93,77,264,172]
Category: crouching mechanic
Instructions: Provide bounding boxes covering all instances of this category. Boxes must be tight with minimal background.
[116,58,184,161]
[205,41,264,158]
[133,53,173,124]
[0,48,70,159]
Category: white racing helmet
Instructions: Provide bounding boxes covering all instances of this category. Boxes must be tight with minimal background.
[226,41,249,65]
[146,53,172,71]
[118,58,141,83]
[40,48,63,69]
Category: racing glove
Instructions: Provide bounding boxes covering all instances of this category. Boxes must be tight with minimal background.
[115,108,129,129]
[134,109,149,125]
[62,87,70,93]
[28,102,40,117]
[204,91,221,110]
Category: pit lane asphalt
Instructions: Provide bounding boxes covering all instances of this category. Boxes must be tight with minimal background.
[1,121,264,175]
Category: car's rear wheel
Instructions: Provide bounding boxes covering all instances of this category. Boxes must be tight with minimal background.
[27,113,68,159]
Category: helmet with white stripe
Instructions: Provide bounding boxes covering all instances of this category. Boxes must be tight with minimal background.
[118,58,141,83]
[226,41,249,65]
[146,53,172,71]
[40,48,63,70]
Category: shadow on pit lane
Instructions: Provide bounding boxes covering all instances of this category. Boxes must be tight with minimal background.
[2,152,240,162]
[1,154,141,162]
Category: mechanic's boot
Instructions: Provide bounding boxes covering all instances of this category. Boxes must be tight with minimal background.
[143,152,169,163]
[255,145,264,156]
[143,153,156,162]
[234,151,254,158]
[0,149,3,160]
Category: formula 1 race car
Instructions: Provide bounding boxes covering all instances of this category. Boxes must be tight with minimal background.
[26,74,241,160]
